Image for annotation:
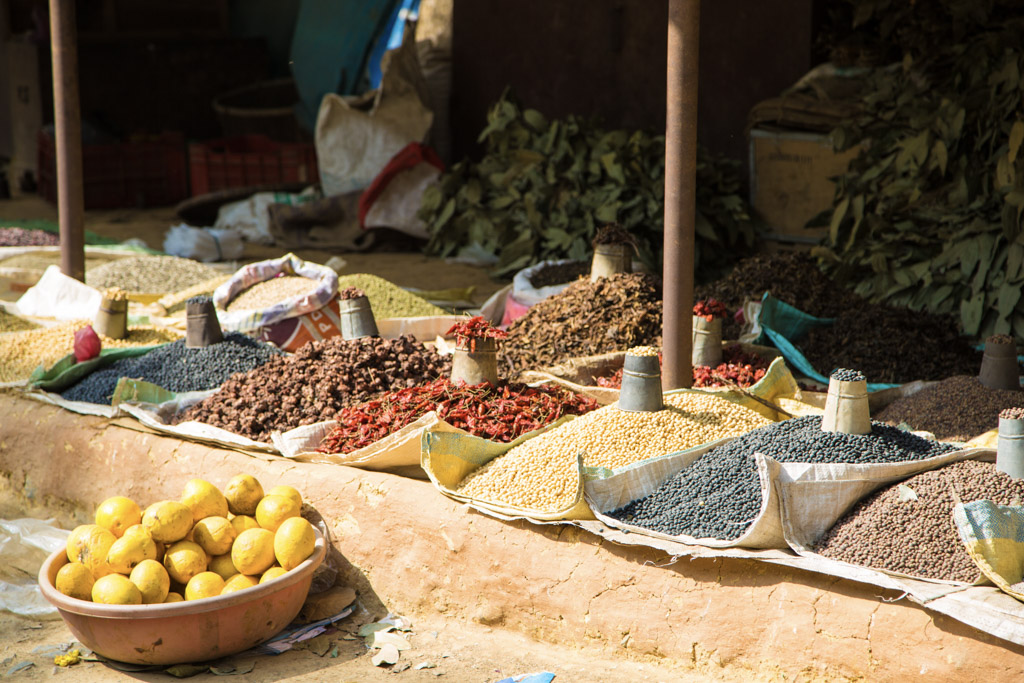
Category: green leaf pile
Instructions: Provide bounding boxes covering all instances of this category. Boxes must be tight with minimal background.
[420,90,761,280]
[816,1,1024,340]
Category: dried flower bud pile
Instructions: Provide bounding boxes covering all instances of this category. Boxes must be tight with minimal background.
[455,392,772,512]
[175,335,450,442]
[316,378,598,454]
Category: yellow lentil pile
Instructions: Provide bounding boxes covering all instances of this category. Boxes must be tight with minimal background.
[0,321,181,382]
[627,345,660,357]
[455,391,772,512]
[225,275,318,312]
[0,309,39,333]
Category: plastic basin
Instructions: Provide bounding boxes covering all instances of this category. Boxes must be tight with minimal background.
[38,527,326,665]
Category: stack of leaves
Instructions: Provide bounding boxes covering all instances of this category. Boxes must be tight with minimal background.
[420,91,760,280]
[498,273,662,376]
[315,379,599,454]
[814,0,1024,341]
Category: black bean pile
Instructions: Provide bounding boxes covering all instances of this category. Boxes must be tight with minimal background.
[0,227,60,246]
[608,415,956,542]
[499,273,662,375]
[528,261,588,288]
[1002,407,1024,420]
[831,368,865,382]
[800,300,981,383]
[174,335,451,442]
[876,376,1024,442]
[815,459,1024,583]
[60,333,281,405]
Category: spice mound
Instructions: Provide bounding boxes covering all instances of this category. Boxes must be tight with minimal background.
[0,321,181,383]
[454,392,771,513]
[0,226,60,247]
[876,375,1024,442]
[815,460,1024,583]
[609,415,957,542]
[225,275,319,312]
[337,273,445,318]
[175,335,451,442]
[596,345,769,390]
[500,273,662,375]
[85,255,221,293]
[61,333,281,405]
[316,378,598,454]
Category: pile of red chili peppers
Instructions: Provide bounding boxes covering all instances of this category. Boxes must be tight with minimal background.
[693,298,728,321]
[315,377,598,454]
[595,345,769,389]
[447,316,507,352]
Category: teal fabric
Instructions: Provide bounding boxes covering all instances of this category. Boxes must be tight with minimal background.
[756,293,901,392]
[290,0,401,130]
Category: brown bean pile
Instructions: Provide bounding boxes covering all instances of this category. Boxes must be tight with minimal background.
[174,335,451,442]
[528,261,588,288]
[815,459,1024,583]
[877,375,1024,441]
[499,273,662,376]
[800,301,981,383]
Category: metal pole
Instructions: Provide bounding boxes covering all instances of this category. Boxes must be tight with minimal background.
[663,0,699,390]
[49,0,85,282]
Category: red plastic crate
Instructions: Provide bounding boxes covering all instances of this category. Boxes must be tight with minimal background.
[188,135,318,196]
[37,130,188,209]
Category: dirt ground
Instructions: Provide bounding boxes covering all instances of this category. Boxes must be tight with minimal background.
[0,607,772,683]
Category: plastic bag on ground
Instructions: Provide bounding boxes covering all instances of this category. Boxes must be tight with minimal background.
[954,499,1024,600]
[0,518,69,619]
[163,224,244,263]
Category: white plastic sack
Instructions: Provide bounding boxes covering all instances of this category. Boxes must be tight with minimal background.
[214,189,319,245]
[0,518,70,619]
[163,224,244,263]
[316,40,433,196]
[16,265,101,321]
[363,161,440,239]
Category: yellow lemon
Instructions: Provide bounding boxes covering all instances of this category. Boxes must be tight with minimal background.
[221,574,259,595]
[185,571,225,601]
[267,485,302,509]
[66,524,116,578]
[224,474,264,516]
[162,540,208,584]
[55,562,95,601]
[129,559,170,604]
[121,525,160,562]
[255,495,300,532]
[163,592,184,603]
[94,496,141,538]
[208,554,238,581]
[259,566,288,584]
[181,479,228,523]
[192,516,236,556]
[106,533,152,575]
[231,528,276,575]
[230,515,260,535]
[91,574,142,605]
[141,501,192,543]
[273,517,316,571]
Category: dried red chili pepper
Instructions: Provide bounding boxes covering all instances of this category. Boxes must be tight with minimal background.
[315,377,597,454]
[594,345,770,390]
[447,316,507,352]
[693,298,728,322]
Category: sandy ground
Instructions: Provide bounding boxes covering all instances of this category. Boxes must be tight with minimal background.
[0,609,751,683]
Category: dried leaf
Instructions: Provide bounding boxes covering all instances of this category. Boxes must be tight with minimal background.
[372,644,401,667]
[898,484,918,502]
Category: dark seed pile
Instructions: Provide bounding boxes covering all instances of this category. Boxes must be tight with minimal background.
[499,273,662,375]
[608,415,956,542]
[877,376,1024,441]
[1002,407,1024,420]
[187,295,212,306]
[815,459,1024,583]
[174,335,451,442]
[800,301,980,383]
[528,261,588,288]
[60,333,281,405]
[831,368,865,382]
[0,227,60,246]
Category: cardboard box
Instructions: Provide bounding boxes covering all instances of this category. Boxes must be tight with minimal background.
[749,127,863,243]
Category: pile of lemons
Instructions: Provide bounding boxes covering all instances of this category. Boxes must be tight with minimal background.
[54,474,317,605]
